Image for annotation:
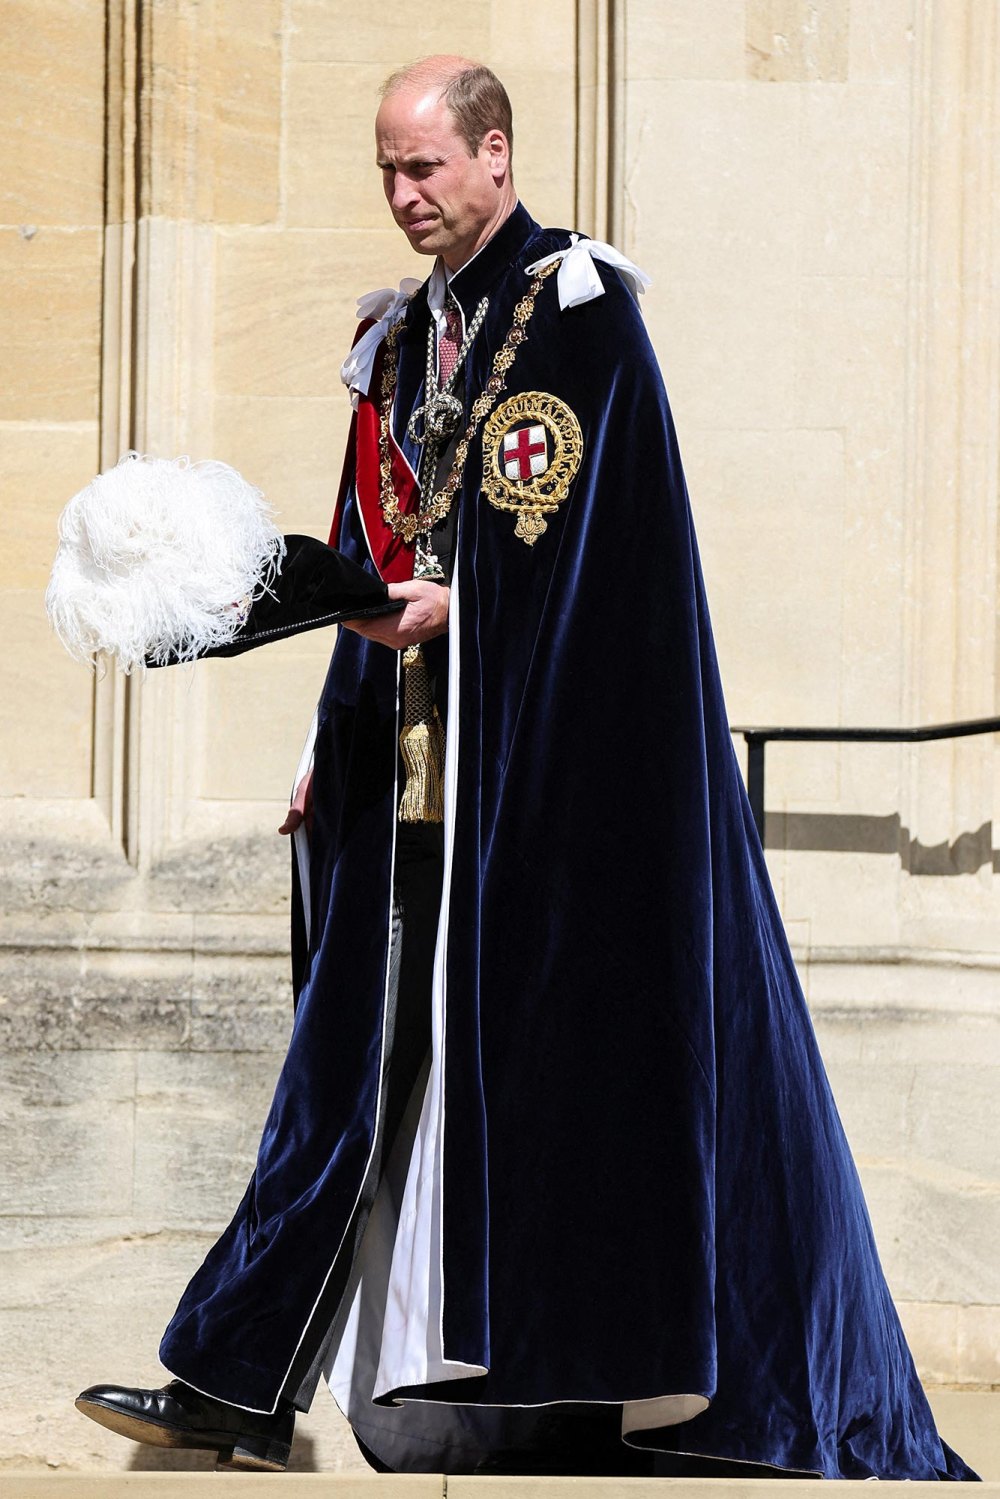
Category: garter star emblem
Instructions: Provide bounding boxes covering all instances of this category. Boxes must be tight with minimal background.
[482,391,583,546]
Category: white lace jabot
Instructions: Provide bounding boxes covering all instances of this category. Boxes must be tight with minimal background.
[339,279,421,409]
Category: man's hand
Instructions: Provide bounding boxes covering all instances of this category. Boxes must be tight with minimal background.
[279,767,313,835]
[343,579,450,650]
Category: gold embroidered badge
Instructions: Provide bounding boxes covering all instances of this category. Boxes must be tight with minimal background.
[482,391,584,546]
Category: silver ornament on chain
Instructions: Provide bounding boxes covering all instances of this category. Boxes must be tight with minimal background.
[406,295,489,447]
[417,389,464,442]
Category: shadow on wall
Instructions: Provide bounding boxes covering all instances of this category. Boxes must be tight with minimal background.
[765,813,994,876]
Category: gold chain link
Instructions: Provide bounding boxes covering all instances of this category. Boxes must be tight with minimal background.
[377,261,559,544]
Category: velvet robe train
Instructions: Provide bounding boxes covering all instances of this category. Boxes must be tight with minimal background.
[159,204,976,1480]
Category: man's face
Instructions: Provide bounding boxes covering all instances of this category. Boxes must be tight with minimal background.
[375,88,509,271]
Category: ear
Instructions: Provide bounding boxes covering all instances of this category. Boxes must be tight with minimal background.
[482,128,510,182]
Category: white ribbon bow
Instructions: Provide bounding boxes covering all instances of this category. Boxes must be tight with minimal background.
[524,234,651,310]
[340,278,422,407]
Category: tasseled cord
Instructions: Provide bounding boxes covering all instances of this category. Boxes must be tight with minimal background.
[45,451,286,674]
[398,644,445,823]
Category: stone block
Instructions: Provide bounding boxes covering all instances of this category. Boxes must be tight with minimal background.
[897,1299,959,1385]
[821,1057,912,1163]
[489,0,575,75]
[625,79,799,285]
[644,274,797,437]
[502,71,576,230]
[190,913,288,956]
[189,950,293,1052]
[212,395,350,539]
[194,643,332,802]
[808,977,1000,1062]
[288,0,489,65]
[688,427,845,728]
[793,274,908,434]
[0,989,191,1056]
[957,1303,1000,1386]
[926,1391,1000,1481]
[798,82,911,277]
[1,946,191,1052]
[848,0,920,83]
[626,0,746,80]
[0,814,134,918]
[861,1161,1000,1307]
[0,1,106,227]
[0,596,94,798]
[0,425,99,590]
[285,62,391,230]
[132,1051,280,1225]
[488,2,577,229]
[838,434,907,725]
[148,830,288,916]
[0,1052,135,1217]
[211,0,282,225]
[899,891,1000,965]
[778,848,903,948]
[0,229,103,421]
[908,1062,1000,1184]
[214,230,422,399]
[143,2,278,226]
[746,0,849,82]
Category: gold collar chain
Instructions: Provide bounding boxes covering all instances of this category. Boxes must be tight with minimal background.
[377,260,559,544]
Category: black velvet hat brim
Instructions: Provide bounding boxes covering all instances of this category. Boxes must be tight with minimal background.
[148,534,403,666]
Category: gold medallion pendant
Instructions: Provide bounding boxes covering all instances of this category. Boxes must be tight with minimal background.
[482,391,584,546]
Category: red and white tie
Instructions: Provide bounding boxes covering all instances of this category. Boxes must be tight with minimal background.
[437,295,463,385]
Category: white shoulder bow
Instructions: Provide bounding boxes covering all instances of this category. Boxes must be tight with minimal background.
[524,234,651,310]
[340,279,422,408]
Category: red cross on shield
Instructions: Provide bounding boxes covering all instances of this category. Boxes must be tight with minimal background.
[503,423,548,481]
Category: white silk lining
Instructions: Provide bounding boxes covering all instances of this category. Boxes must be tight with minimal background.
[327,1062,431,1419]
[622,1393,710,1435]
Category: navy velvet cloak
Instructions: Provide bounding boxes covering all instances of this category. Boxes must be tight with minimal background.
[159,205,976,1479]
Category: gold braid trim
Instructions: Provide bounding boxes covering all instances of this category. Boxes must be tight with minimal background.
[378,260,559,544]
[398,644,446,823]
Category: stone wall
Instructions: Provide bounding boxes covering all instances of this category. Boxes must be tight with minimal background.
[0,0,997,1475]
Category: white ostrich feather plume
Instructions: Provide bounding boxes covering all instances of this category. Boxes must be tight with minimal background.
[46,452,286,673]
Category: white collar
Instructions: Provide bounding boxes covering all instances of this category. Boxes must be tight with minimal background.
[426,208,515,333]
[427,258,454,334]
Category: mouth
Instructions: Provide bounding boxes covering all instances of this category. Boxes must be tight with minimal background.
[401,216,436,233]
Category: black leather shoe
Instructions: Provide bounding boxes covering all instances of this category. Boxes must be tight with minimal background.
[75,1379,294,1472]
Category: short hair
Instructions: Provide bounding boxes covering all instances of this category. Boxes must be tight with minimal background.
[380,58,514,160]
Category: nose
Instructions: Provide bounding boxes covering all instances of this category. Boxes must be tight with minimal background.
[389,172,419,214]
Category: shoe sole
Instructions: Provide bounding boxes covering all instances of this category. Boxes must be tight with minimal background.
[218,1446,290,1474]
[74,1396,289,1472]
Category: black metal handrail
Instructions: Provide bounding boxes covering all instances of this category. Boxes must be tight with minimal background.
[732,716,1000,840]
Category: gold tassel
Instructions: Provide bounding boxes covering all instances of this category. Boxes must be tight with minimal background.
[398,643,446,823]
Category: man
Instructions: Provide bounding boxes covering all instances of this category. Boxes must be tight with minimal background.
[76,57,976,1480]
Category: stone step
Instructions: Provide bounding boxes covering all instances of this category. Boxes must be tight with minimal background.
[2,1480,999,1498]
[6,1392,996,1495]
